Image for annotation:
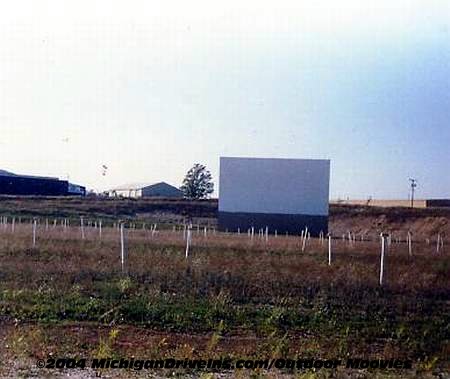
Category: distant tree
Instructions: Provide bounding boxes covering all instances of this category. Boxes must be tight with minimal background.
[180,164,214,200]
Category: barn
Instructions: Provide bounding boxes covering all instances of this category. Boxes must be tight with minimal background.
[106,182,183,198]
[218,157,330,236]
[0,170,86,196]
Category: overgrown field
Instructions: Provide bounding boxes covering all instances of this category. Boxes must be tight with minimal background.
[0,222,449,378]
[0,195,448,241]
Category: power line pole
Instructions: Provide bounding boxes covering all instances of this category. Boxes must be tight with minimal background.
[409,178,417,208]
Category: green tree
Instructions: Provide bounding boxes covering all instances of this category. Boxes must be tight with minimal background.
[180,163,214,200]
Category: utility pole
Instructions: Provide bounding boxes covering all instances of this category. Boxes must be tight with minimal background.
[409,178,417,208]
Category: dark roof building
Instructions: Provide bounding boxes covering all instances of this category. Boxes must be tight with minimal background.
[0,170,86,196]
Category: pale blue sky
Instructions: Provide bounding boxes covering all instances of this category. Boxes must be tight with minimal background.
[0,0,449,199]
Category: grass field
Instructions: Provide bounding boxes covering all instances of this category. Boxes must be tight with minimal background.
[0,216,449,378]
[0,195,448,240]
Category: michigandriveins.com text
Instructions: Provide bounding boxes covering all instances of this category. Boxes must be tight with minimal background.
[36,357,413,371]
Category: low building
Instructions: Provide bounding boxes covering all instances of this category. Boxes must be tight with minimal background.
[0,170,86,196]
[106,182,183,198]
[332,199,450,208]
[68,182,87,196]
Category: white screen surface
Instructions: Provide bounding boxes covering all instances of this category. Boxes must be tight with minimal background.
[219,157,330,216]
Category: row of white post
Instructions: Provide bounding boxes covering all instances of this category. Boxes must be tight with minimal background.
[117,224,393,286]
[0,216,447,284]
[1,215,445,254]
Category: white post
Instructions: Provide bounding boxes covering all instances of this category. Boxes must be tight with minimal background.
[251,227,254,242]
[32,219,37,247]
[407,231,412,257]
[265,226,268,243]
[328,233,332,266]
[99,220,102,239]
[301,227,308,252]
[436,233,441,253]
[204,227,207,238]
[11,217,15,233]
[120,223,126,273]
[185,226,192,259]
[80,217,85,240]
[380,233,389,286]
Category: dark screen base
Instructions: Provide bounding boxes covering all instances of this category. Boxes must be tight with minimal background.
[218,211,328,237]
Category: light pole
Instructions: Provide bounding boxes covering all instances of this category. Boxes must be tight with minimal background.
[409,178,417,208]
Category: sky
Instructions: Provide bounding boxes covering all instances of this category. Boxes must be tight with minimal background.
[0,0,449,199]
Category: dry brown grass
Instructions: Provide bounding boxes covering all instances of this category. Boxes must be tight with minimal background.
[0,221,449,377]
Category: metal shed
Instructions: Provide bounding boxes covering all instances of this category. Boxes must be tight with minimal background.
[106,182,183,198]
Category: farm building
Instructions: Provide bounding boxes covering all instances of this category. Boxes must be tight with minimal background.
[106,182,183,198]
[0,170,86,196]
[218,157,330,236]
[68,183,87,196]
